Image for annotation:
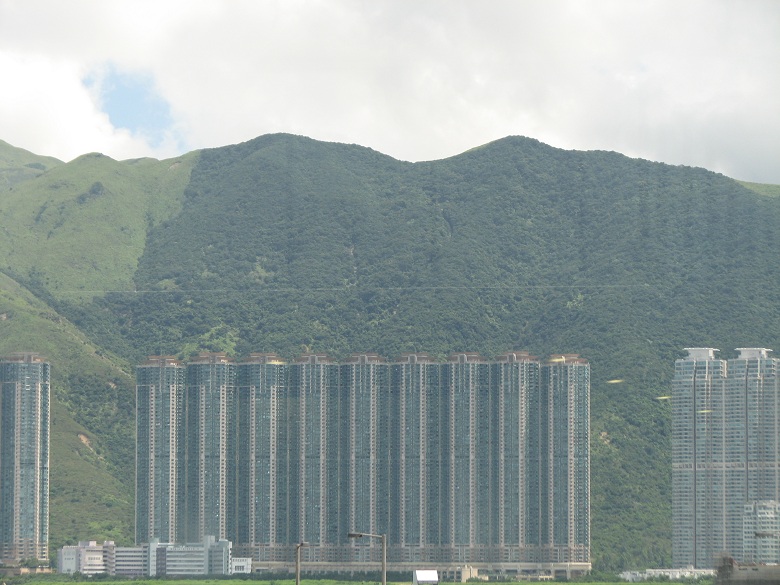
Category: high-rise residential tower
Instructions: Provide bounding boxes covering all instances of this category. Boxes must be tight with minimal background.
[672,348,780,568]
[135,356,185,544]
[493,351,538,561]
[342,353,389,564]
[672,347,725,568]
[184,353,236,542]
[288,353,341,559]
[0,353,50,564]
[389,353,444,561]
[234,353,288,554]
[534,355,590,564]
[445,352,492,558]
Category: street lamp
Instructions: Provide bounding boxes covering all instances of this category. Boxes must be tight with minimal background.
[348,532,386,585]
[295,541,310,585]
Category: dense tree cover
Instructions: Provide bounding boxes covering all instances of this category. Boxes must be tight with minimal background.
[3,133,780,570]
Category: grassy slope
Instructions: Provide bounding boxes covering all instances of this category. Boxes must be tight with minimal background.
[739,180,780,197]
[0,151,198,303]
[0,272,134,549]
[0,139,63,189]
[50,400,133,547]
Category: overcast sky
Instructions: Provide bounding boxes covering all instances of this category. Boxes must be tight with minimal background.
[1,0,778,183]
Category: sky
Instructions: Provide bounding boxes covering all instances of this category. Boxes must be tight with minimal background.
[1,0,778,183]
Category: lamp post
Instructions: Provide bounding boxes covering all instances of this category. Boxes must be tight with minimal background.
[348,532,386,585]
[295,541,310,585]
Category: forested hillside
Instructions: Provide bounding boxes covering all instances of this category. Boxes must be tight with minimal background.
[1,134,779,570]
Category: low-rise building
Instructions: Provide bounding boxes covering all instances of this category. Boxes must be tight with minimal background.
[58,541,113,576]
[114,546,146,576]
[619,567,716,582]
[59,536,238,577]
[439,566,479,582]
[414,569,439,585]
[57,546,79,575]
[231,556,253,574]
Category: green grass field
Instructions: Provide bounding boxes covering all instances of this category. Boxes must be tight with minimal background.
[6,580,646,585]
[3,579,721,585]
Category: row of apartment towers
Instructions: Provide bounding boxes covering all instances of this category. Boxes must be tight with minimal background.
[672,348,780,569]
[136,351,590,568]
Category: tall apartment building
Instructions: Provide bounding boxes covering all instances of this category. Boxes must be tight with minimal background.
[536,355,591,564]
[390,353,444,559]
[234,353,288,550]
[136,350,590,577]
[672,348,780,568]
[136,352,240,545]
[184,353,236,542]
[0,353,50,564]
[135,356,185,544]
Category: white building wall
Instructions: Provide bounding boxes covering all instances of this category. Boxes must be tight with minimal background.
[161,545,208,575]
[231,557,252,574]
[78,541,109,575]
[58,546,79,574]
[743,500,780,564]
[114,546,147,576]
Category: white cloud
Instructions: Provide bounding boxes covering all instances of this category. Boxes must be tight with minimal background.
[0,0,778,182]
[0,51,169,161]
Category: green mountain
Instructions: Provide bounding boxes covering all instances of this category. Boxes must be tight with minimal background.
[1,133,779,571]
[0,139,62,189]
[0,149,197,302]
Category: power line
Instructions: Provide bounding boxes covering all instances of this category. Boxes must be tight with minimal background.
[54,283,653,295]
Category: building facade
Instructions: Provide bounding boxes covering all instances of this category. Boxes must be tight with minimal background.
[672,348,780,568]
[0,353,50,564]
[135,356,185,544]
[537,355,591,564]
[58,541,112,575]
[58,537,240,577]
[235,353,288,551]
[136,350,590,577]
[184,353,236,542]
[742,500,780,564]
